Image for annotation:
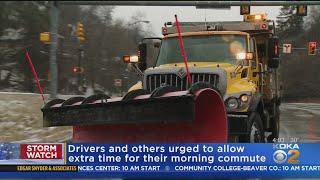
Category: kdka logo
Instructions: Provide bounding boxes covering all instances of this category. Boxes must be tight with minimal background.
[273,144,300,164]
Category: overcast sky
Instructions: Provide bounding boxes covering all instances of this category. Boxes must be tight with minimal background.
[112,6,282,36]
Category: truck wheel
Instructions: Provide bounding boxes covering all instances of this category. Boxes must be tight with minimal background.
[240,112,265,143]
[268,106,280,142]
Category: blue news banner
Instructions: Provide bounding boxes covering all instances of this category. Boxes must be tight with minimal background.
[1,143,320,178]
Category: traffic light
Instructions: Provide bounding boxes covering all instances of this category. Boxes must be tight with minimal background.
[308,42,317,55]
[73,66,84,73]
[297,5,307,16]
[77,22,85,43]
[40,32,50,44]
[240,5,250,15]
[268,36,280,69]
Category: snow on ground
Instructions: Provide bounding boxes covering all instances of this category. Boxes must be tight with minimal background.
[0,92,72,142]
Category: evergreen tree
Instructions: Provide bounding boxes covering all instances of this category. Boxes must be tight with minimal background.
[0,3,150,94]
[276,6,304,38]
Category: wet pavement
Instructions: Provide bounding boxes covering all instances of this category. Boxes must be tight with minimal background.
[279,103,320,143]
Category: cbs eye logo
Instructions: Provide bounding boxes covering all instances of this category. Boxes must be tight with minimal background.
[273,150,300,164]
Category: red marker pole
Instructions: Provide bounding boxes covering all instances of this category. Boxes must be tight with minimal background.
[174,14,192,85]
[25,50,45,104]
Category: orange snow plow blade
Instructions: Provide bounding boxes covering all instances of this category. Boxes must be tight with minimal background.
[42,88,228,143]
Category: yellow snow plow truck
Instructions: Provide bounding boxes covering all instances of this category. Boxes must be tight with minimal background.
[42,14,281,143]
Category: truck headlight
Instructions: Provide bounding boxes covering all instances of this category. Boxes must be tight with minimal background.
[225,94,251,112]
[226,97,239,110]
[240,94,249,103]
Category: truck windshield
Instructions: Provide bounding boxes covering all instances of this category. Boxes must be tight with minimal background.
[156,34,247,66]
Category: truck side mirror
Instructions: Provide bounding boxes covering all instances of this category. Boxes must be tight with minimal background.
[268,36,280,69]
[138,43,147,71]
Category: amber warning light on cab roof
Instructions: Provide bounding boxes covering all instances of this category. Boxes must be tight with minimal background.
[243,13,267,22]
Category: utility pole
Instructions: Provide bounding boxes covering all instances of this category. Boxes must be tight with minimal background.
[49,1,59,99]
[77,46,84,92]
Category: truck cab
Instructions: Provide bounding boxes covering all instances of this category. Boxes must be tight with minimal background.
[124,14,281,142]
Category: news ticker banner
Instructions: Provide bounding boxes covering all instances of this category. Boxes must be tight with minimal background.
[0,143,320,178]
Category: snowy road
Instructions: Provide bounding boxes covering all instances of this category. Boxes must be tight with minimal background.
[0,92,72,143]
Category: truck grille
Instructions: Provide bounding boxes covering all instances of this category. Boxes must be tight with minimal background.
[146,73,219,92]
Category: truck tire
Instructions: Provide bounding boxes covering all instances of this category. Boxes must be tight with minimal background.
[240,112,265,143]
[267,105,280,142]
